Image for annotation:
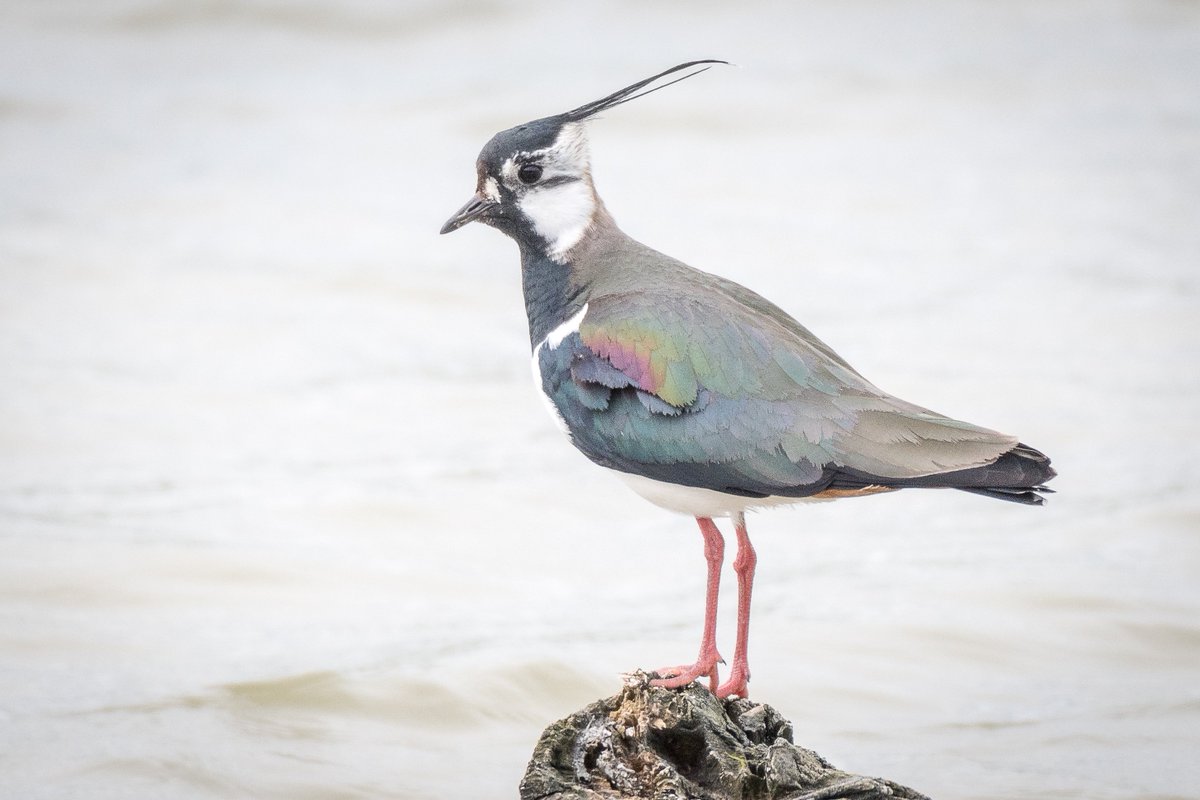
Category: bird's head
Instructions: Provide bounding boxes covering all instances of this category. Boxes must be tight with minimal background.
[440,60,727,263]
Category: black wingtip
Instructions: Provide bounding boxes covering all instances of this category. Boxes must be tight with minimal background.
[829,441,1057,505]
[953,443,1057,505]
[957,485,1055,506]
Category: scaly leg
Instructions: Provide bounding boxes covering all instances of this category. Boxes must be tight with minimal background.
[715,512,756,699]
[651,517,725,692]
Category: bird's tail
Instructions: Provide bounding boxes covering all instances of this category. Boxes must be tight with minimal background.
[950,443,1056,505]
[830,443,1057,505]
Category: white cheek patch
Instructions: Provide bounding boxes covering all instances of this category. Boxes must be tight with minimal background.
[518,180,596,262]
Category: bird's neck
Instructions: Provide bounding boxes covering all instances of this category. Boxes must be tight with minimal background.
[519,199,617,348]
[520,248,586,349]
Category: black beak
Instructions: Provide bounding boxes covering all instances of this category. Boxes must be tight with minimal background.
[439,193,499,234]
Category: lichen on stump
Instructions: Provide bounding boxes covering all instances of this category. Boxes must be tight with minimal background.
[520,671,929,800]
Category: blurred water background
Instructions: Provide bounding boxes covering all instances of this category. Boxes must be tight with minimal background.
[2,1,1198,798]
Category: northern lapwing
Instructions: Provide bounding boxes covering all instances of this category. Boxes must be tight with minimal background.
[440,61,1056,699]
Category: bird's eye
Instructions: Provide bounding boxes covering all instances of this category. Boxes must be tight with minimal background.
[517,163,543,184]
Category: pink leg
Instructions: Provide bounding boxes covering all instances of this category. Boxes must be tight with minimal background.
[651,517,725,692]
[715,513,756,699]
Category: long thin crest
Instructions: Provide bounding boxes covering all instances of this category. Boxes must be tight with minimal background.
[561,60,728,123]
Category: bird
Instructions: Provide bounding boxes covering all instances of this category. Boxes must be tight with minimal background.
[439,60,1055,699]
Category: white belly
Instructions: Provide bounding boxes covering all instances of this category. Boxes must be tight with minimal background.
[611,470,810,518]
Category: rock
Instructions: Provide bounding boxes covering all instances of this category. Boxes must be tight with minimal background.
[520,671,930,800]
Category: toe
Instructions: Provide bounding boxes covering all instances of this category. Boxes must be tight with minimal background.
[714,670,749,699]
[650,658,720,690]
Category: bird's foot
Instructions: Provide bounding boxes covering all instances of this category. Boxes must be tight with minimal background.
[714,662,749,699]
[650,649,722,691]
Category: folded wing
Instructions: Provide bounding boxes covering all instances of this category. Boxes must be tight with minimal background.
[537,286,1047,501]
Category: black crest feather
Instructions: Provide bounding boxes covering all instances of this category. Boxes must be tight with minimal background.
[560,60,728,123]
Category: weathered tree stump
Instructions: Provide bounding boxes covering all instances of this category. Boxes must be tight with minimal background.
[520,671,929,800]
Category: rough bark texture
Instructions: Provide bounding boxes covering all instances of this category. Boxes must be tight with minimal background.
[520,672,929,800]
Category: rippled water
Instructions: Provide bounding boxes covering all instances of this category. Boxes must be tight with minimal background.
[2,2,1198,798]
